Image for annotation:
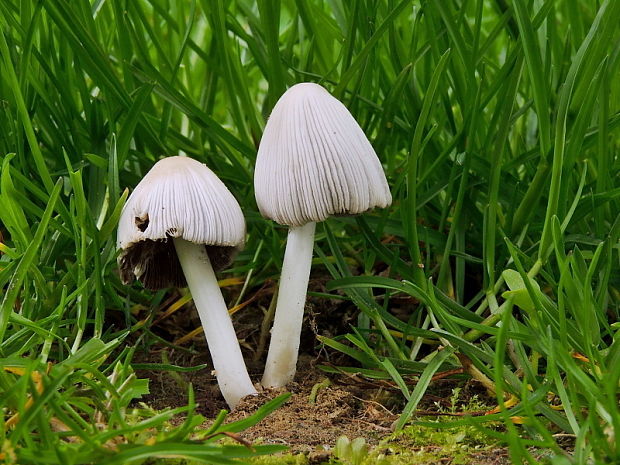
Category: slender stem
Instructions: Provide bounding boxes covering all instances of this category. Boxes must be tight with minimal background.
[173,238,257,408]
[262,222,316,388]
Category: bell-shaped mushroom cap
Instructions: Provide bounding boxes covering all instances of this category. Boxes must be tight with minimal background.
[254,82,391,227]
[117,156,245,289]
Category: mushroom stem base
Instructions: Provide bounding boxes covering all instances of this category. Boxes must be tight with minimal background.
[173,238,257,408]
[262,221,316,388]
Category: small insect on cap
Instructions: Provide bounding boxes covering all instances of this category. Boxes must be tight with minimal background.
[254,82,392,228]
[117,156,245,289]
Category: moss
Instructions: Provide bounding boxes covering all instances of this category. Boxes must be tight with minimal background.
[372,423,497,465]
[248,453,309,465]
[320,423,498,465]
[325,389,501,465]
[149,454,309,465]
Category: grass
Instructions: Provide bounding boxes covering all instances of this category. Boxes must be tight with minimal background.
[0,0,619,464]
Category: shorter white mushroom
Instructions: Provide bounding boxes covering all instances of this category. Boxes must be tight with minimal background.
[117,156,257,408]
[255,83,391,388]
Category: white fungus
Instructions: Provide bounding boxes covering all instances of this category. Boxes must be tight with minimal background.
[117,156,256,408]
[255,83,391,388]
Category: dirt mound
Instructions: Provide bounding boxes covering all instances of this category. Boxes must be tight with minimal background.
[228,362,397,454]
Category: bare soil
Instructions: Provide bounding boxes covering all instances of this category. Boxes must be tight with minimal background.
[135,346,514,464]
[125,281,514,464]
[136,350,398,452]
[229,356,397,452]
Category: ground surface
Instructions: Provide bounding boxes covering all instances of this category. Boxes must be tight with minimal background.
[229,356,396,453]
[136,350,515,464]
[126,289,518,464]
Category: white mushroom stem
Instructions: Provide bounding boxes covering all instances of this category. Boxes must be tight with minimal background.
[262,221,316,388]
[173,238,257,408]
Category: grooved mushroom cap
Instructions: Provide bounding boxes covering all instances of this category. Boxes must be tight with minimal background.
[117,156,245,290]
[254,82,391,227]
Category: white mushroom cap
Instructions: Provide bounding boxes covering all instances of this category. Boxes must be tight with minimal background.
[117,156,245,289]
[254,82,391,227]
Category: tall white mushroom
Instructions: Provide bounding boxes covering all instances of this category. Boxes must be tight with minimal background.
[117,156,257,408]
[255,83,391,388]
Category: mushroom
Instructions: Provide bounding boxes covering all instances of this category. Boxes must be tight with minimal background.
[255,82,391,388]
[117,156,257,408]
